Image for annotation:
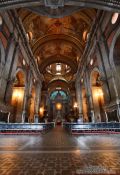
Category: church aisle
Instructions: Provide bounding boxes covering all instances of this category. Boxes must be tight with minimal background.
[0,126,120,175]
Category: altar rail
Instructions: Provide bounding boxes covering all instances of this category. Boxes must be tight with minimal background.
[0,123,55,134]
[63,122,120,134]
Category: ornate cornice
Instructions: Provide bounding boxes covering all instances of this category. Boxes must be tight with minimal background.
[0,0,120,16]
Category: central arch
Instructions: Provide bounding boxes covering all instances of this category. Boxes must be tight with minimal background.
[39,54,77,74]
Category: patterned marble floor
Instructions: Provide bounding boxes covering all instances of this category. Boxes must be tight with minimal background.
[0,126,120,175]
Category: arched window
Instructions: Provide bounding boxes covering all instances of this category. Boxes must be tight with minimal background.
[111,13,119,24]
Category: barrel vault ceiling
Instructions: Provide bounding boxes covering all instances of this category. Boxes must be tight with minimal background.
[17,8,96,91]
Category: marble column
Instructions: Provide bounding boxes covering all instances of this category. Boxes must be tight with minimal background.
[75,79,83,122]
[34,81,42,123]
[4,43,19,104]
[84,72,95,123]
[22,70,32,123]
[97,37,120,121]
[0,35,17,101]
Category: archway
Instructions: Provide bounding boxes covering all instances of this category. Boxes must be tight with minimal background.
[90,70,106,122]
[48,90,70,123]
[11,70,25,122]
[113,34,120,92]
[108,28,120,122]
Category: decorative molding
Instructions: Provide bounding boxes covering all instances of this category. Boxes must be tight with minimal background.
[0,0,120,17]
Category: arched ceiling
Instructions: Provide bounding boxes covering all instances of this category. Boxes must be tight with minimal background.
[2,0,120,93]
[17,8,96,90]
[48,79,70,95]
[39,54,77,73]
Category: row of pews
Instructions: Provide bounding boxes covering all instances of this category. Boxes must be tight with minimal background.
[0,110,55,134]
[0,123,55,134]
[63,122,120,135]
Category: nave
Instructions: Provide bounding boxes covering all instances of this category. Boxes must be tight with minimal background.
[0,1,120,174]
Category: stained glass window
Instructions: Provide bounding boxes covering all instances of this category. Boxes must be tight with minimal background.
[50,90,68,100]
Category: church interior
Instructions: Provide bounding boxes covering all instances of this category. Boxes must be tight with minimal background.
[0,0,120,175]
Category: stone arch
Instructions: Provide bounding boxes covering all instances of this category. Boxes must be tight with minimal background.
[109,26,120,98]
[32,34,83,54]
[39,54,77,74]
[46,80,70,121]
[81,83,88,122]
[109,27,120,68]
[48,79,69,92]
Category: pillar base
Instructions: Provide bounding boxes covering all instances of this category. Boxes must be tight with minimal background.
[90,110,95,123]
[21,111,26,123]
[34,114,39,123]
[77,113,83,123]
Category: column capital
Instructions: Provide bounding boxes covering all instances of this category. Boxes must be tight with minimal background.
[34,114,39,123]
[21,110,26,123]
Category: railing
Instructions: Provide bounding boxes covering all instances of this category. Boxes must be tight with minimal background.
[63,122,120,134]
[0,122,55,134]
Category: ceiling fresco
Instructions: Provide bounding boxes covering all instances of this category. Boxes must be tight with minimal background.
[17,8,96,91]
[1,0,120,94]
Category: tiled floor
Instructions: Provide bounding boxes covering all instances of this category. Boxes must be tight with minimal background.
[0,126,120,174]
